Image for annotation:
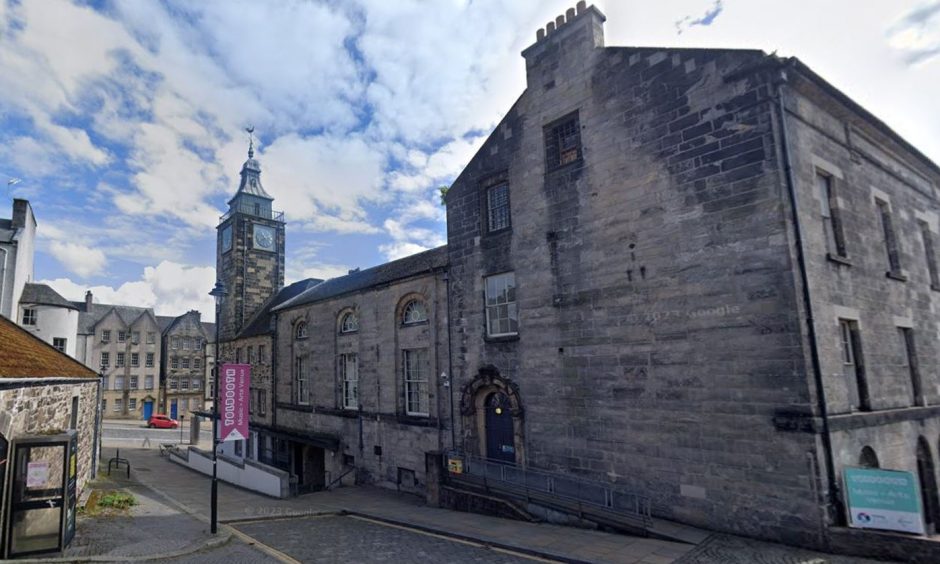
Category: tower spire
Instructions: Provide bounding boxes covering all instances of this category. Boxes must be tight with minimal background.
[246,125,255,158]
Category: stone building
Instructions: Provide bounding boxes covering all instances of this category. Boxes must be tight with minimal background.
[268,249,449,492]
[216,139,285,344]
[0,314,100,556]
[160,310,209,420]
[442,1,940,550]
[73,292,162,420]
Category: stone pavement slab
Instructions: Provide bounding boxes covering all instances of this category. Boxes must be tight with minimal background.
[676,534,892,564]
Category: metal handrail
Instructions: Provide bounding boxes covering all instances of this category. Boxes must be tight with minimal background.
[448,452,652,526]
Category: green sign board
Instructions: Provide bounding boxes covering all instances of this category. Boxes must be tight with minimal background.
[844,467,924,534]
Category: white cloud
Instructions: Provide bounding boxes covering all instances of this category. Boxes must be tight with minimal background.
[378,217,446,261]
[48,241,107,278]
[42,260,217,320]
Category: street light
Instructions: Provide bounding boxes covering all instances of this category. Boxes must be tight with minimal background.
[208,280,227,535]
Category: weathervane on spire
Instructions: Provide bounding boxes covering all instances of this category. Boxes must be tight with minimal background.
[246,125,255,158]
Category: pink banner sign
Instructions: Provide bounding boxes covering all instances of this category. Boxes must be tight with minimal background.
[218,363,250,442]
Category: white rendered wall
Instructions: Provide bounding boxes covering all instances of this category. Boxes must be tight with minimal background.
[19,305,79,357]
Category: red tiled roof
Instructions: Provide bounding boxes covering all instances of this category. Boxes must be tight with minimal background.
[0,316,98,379]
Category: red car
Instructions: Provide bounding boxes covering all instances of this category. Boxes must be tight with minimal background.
[148,414,179,429]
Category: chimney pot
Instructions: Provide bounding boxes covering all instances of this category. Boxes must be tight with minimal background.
[556,15,565,27]
[536,28,545,41]
[566,7,575,20]
[546,21,555,34]
[576,1,587,15]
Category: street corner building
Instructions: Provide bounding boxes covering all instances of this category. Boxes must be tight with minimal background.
[203,3,940,558]
[0,314,102,557]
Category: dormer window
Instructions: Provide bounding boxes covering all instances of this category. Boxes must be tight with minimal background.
[402,300,428,325]
[295,321,308,340]
[340,312,359,334]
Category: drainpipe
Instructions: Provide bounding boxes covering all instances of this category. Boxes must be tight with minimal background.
[271,312,278,429]
[444,271,456,451]
[92,372,103,477]
[774,67,843,531]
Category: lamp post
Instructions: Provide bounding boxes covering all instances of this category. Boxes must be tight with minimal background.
[208,280,227,535]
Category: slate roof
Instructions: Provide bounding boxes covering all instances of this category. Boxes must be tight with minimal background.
[73,303,154,334]
[202,322,216,341]
[0,315,97,379]
[274,245,448,313]
[236,278,323,339]
[156,315,176,332]
[20,283,78,310]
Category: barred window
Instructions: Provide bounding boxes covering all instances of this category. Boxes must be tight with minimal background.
[545,113,581,171]
[403,349,429,416]
[486,183,511,232]
[340,353,358,410]
[402,300,427,325]
[485,272,518,337]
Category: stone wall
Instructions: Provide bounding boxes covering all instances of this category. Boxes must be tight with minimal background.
[274,271,450,492]
[0,379,100,497]
[445,9,823,546]
[94,311,162,420]
[162,311,208,418]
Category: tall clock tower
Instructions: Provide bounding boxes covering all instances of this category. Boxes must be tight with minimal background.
[216,137,285,342]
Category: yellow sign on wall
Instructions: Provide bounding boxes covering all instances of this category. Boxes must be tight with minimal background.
[447,458,463,474]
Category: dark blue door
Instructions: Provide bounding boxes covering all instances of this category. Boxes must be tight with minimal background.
[142,400,153,421]
[170,400,178,420]
[485,392,515,463]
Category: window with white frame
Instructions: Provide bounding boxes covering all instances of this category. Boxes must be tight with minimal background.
[146,352,154,367]
[53,338,67,352]
[131,353,139,367]
[101,329,111,343]
[194,357,201,369]
[180,378,189,391]
[171,336,179,349]
[340,312,358,333]
[145,375,154,389]
[403,348,429,416]
[192,378,201,390]
[402,300,428,325]
[340,353,358,409]
[100,352,110,369]
[181,357,190,369]
[146,332,156,344]
[295,322,308,340]
[132,331,140,344]
[116,352,125,368]
[114,376,124,390]
[118,330,127,343]
[114,398,123,412]
[129,398,137,410]
[171,356,179,369]
[484,272,518,337]
[130,376,138,390]
[295,356,309,405]
[169,378,178,391]
[21,308,37,326]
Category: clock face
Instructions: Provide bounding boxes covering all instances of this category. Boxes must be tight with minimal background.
[253,224,275,251]
[221,225,233,253]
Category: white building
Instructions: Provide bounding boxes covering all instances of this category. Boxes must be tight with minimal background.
[17,283,80,356]
[0,199,36,321]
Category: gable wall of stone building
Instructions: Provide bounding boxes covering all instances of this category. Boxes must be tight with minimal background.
[162,313,208,417]
[94,312,162,419]
[274,271,450,491]
[445,16,822,545]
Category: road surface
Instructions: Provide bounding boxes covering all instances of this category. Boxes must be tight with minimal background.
[102,419,212,445]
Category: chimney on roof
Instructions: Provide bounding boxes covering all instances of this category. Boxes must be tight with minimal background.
[85,290,93,311]
[11,199,36,230]
[522,2,606,89]
[348,268,360,275]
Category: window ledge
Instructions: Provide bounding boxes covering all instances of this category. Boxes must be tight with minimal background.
[484,334,520,344]
[886,271,908,282]
[400,320,429,329]
[275,402,314,413]
[397,414,436,427]
[315,406,359,419]
[483,227,512,238]
[826,253,852,266]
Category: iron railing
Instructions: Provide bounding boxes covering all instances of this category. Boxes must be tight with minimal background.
[446,452,652,528]
[219,205,284,224]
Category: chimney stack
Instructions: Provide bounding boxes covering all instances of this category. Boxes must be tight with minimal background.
[85,290,93,311]
[522,3,607,88]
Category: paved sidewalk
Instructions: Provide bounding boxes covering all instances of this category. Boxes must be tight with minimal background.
[116,447,894,564]
[120,446,691,563]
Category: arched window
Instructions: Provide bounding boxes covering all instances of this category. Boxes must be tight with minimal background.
[402,299,427,325]
[859,446,879,468]
[340,311,359,333]
[295,321,308,340]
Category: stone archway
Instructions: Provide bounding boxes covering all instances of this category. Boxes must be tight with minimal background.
[459,365,525,465]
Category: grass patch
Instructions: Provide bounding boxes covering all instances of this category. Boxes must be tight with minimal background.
[99,491,138,509]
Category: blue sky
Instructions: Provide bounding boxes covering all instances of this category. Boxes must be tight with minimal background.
[1,0,938,320]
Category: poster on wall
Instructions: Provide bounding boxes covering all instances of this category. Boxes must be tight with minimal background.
[26,460,50,488]
[844,466,925,535]
[218,363,250,442]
